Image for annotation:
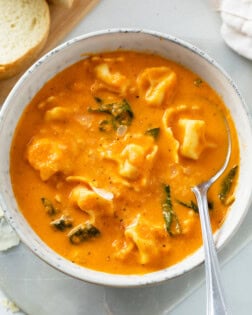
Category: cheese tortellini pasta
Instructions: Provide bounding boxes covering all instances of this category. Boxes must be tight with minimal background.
[26,137,77,181]
[178,118,215,160]
[94,63,130,95]
[137,66,177,107]
[69,185,114,222]
[114,214,170,264]
[101,133,158,189]
[162,104,216,161]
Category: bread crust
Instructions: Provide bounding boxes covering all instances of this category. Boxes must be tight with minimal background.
[0,0,50,80]
[47,0,74,8]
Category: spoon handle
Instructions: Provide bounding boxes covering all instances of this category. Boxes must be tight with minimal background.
[192,184,228,315]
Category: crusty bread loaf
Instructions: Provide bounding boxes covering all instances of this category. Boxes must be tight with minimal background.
[0,0,50,80]
[48,0,74,8]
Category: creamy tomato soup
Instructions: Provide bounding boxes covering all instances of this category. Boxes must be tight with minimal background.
[10,51,239,274]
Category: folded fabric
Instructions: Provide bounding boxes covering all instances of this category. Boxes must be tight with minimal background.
[0,206,20,251]
[216,0,252,59]
[221,23,252,59]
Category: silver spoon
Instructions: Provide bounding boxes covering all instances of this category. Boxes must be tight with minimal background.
[191,117,231,315]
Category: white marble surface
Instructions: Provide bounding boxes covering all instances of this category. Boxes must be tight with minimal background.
[1,0,252,314]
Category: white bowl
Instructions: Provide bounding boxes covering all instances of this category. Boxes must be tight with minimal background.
[0,29,252,287]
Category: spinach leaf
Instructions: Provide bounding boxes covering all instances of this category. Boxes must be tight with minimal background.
[176,199,213,213]
[68,223,100,244]
[219,165,238,203]
[162,185,182,236]
[41,197,57,216]
[50,215,73,231]
[145,127,160,139]
[88,99,134,131]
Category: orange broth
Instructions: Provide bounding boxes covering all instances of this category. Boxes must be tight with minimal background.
[10,51,239,274]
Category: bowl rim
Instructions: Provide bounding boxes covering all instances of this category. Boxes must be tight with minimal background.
[1,28,252,287]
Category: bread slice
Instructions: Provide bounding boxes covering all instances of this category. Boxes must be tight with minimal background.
[48,0,74,8]
[0,0,50,80]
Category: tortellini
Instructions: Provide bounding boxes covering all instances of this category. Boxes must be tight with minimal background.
[26,137,76,181]
[69,185,114,222]
[137,66,177,107]
[178,119,210,160]
[119,143,157,181]
[115,214,170,264]
[102,134,158,188]
[162,105,215,161]
[94,63,129,95]
[44,106,74,122]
